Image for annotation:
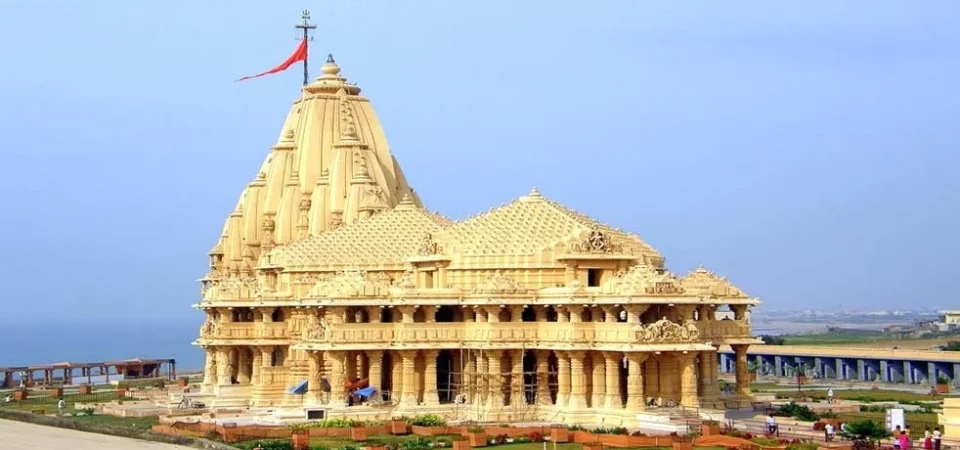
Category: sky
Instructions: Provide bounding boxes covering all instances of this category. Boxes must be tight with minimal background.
[0,0,958,324]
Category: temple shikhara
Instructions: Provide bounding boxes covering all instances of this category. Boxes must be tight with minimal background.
[194,56,760,426]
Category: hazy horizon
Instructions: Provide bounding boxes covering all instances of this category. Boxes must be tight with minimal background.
[1,1,958,323]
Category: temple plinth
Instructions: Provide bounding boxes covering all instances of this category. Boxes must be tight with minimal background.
[193,57,761,426]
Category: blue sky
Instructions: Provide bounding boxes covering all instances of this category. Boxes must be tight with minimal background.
[1,1,957,322]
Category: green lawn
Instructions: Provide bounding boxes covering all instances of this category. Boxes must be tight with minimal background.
[775,389,942,403]
[835,411,939,431]
[0,391,131,413]
[781,332,885,346]
[234,434,728,450]
[68,414,160,430]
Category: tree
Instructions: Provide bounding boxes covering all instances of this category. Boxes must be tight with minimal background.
[839,419,891,450]
[944,341,960,351]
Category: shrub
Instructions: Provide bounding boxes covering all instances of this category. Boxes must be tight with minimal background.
[840,419,890,449]
[467,426,484,433]
[408,415,446,427]
[936,375,951,385]
[309,418,360,428]
[527,432,543,442]
[237,440,295,450]
[493,434,508,445]
[401,437,435,450]
[777,402,820,422]
[786,442,818,450]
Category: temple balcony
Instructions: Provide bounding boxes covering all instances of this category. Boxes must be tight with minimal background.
[255,322,290,339]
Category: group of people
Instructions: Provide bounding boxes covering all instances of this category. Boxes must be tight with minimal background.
[894,425,943,450]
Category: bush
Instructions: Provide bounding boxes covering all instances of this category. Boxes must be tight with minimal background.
[840,419,890,447]
[592,426,628,435]
[309,418,361,428]
[407,415,446,427]
[786,442,819,450]
[945,341,960,351]
[777,402,820,422]
[936,375,951,385]
[761,335,786,345]
[527,432,543,442]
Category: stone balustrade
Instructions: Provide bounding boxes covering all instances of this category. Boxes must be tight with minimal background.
[255,322,289,339]
[299,319,750,349]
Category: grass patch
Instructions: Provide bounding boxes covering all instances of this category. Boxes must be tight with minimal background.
[69,414,159,430]
[777,389,942,403]
[781,332,884,346]
[0,391,132,412]
[835,411,940,430]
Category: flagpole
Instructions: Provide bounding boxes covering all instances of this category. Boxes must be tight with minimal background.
[295,10,317,86]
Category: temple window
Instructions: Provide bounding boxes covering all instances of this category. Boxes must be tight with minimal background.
[436,305,456,323]
[380,307,394,323]
[497,309,511,322]
[582,308,593,322]
[545,306,558,322]
[232,307,254,322]
[271,308,285,322]
[521,307,537,322]
[423,271,434,288]
[587,268,603,287]
[414,308,426,323]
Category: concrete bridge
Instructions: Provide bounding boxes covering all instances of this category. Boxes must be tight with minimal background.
[718,345,960,386]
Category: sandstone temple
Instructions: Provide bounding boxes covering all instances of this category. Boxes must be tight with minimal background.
[194,56,760,426]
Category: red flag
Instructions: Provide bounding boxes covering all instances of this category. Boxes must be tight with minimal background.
[236,40,307,82]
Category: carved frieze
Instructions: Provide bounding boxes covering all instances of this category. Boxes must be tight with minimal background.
[635,318,700,343]
[306,269,389,298]
[570,225,622,254]
[418,233,442,256]
[472,270,527,294]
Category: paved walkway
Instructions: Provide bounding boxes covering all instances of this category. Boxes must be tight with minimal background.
[0,419,190,449]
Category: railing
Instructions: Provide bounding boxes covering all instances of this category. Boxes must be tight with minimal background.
[306,320,752,347]
[256,322,289,339]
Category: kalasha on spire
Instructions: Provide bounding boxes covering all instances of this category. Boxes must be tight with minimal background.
[236,10,317,85]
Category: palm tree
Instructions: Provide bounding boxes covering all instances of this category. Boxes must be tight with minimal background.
[839,419,891,449]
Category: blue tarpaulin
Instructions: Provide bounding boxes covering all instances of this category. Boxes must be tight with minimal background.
[289,380,308,394]
[354,386,376,398]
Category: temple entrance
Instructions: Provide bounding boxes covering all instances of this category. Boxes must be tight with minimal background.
[619,359,629,406]
[521,307,536,322]
[437,350,453,403]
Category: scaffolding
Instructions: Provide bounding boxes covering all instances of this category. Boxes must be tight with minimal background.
[445,345,556,423]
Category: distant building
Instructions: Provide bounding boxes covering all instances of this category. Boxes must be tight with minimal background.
[940,310,960,327]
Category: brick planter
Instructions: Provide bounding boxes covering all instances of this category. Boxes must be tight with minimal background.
[935,384,950,394]
[584,442,604,450]
[549,428,570,443]
[701,423,721,436]
[14,390,28,401]
[78,385,92,395]
[116,388,127,398]
[49,387,64,398]
[351,426,368,442]
[388,420,409,435]
[467,432,487,447]
[292,431,310,450]
[178,378,189,387]
[453,440,471,450]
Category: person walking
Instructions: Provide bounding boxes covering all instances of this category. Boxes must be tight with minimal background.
[898,431,910,450]
[827,388,835,404]
[825,423,835,441]
[933,427,942,450]
[895,426,903,449]
[923,427,932,450]
[766,414,778,437]
[57,397,64,416]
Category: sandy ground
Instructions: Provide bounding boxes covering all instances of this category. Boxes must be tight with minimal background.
[0,419,190,449]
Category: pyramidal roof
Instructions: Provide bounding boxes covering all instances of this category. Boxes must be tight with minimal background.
[211,56,420,268]
[268,194,450,269]
[436,188,663,264]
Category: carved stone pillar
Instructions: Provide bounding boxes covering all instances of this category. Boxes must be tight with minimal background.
[644,357,658,403]
[557,306,569,323]
[464,356,476,404]
[536,350,551,406]
[367,350,384,392]
[604,352,621,409]
[625,305,648,324]
[251,348,263,387]
[399,350,418,406]
[556,352,570,406]
[202,347,216,389]
[591,352,605,407]
[510,305,525,322]
[423,305,438,323]
[423,350,439,405]
[390,352,403,403]
[626,353,648,411]
[731,305,748,320]
[699,350,718,400]
[475,307,487,323]
[237,348,250,384]
[216,347,231,385]
[366,306,381,323]
[602,306,618,323]
[328,351,346,407]
[510,350,524,405]
[676,305,696,322]
[733,344,752,396]
[679,353,699,407]
[569,306,583,323]
[568,351,586,409]
[486,351,504,408]
[486,306,501,323]
[308,351,323,403]
[397,306,414,324]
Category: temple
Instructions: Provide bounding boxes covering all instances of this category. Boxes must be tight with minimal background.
[193,56,760,426]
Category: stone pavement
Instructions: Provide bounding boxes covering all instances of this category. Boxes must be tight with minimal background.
[0,419,191,449]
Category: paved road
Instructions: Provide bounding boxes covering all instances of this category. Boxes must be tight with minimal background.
[0,419,190,449]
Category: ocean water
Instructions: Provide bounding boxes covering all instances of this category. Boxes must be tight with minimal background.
[0,320,205,372]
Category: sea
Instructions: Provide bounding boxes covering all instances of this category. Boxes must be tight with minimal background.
[0,320,205,373]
